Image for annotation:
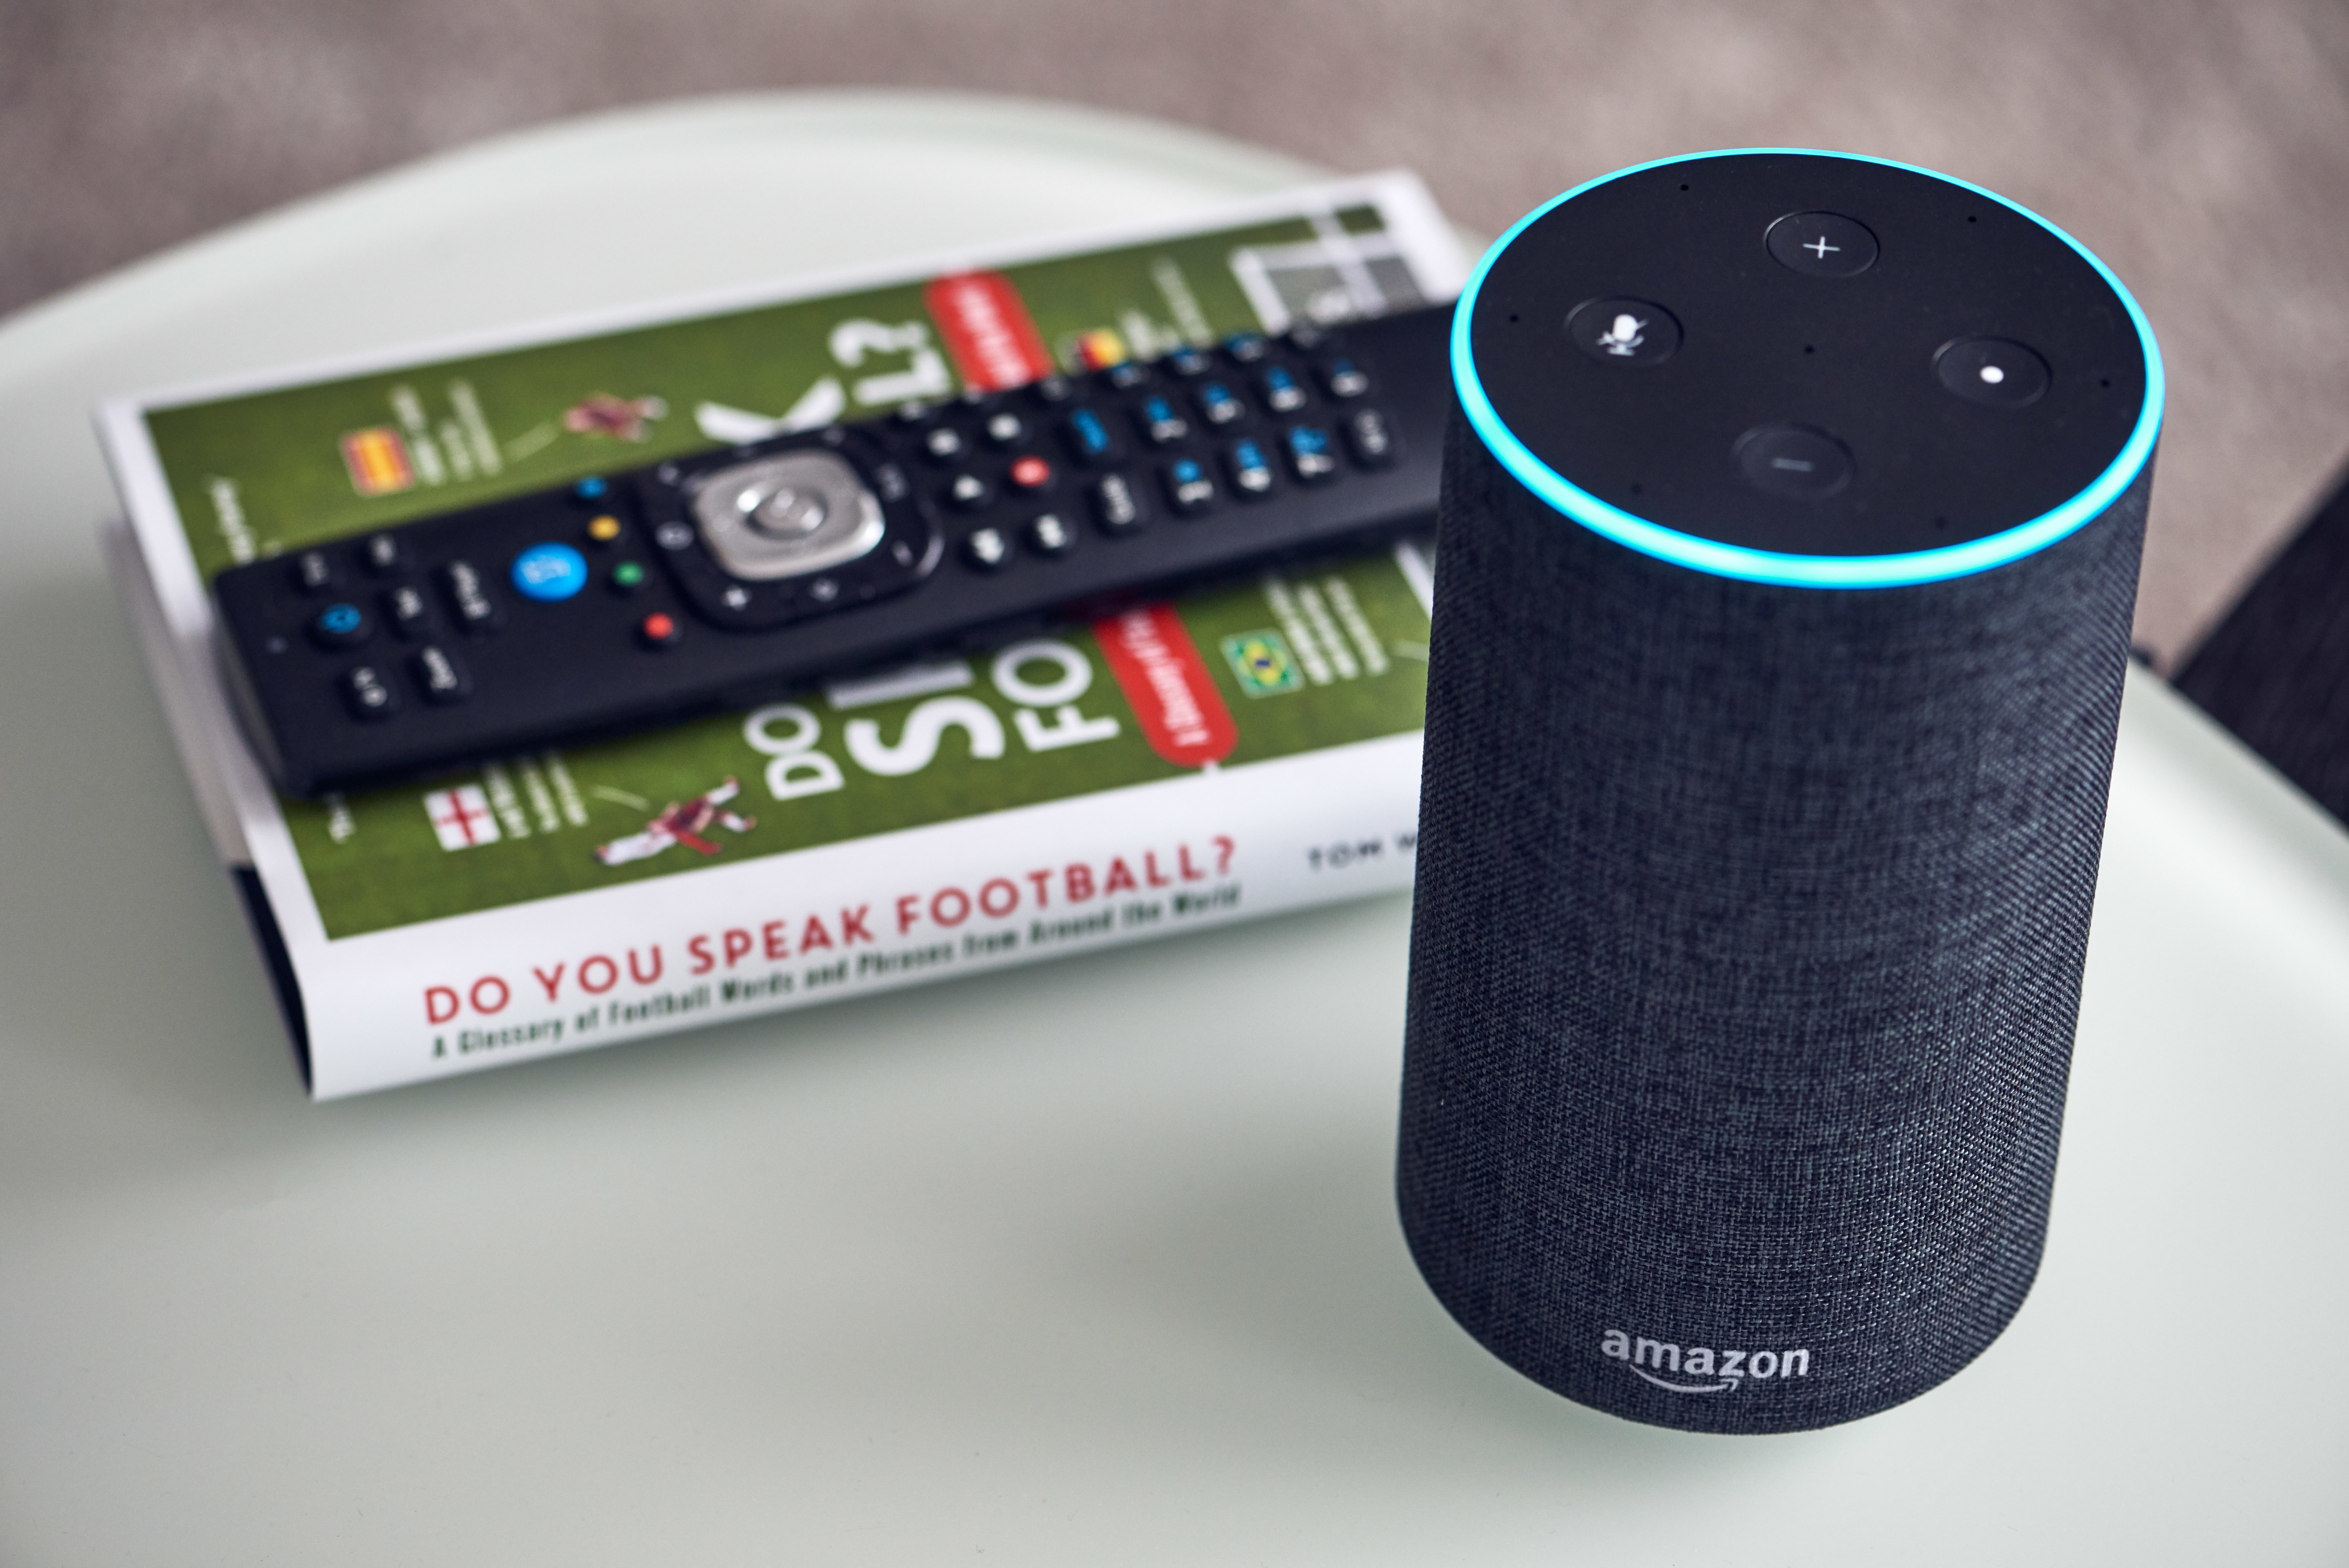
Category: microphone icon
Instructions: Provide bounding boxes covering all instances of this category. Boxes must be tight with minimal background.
[1595,312,1646,356]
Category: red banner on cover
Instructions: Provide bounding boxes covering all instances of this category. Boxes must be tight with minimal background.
[924,271,1054,390]
[1094,605,1239,768]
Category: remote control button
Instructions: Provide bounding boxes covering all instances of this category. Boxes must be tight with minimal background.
[1567,297,1681,367]
[1061,407,1120,467]
[808,577,841,604]
[891,401,935,425]
[511,542,589,602]
[1735,424,1854,499]
[309,601,372,650]
[1103,361,1151,392]
[655,521,695,551]
[1934,337,2052,408]
[411,644,471,705]
[945,473,995,512]
[572,476,609,501]
[383,583,431,639]
[1223,330,1269,363]
[1765,211,1878,278]
[587,515,623,543]
[1258,365,1309,414]
[1161,457,1216,516]
[964,528,1012,571]
[1283,425,1339,483]
[984,410,1028,446]
[340,665,398,721]
[1008,454,1054,492]
[1194,381,1246,427]
[1283,322,1330,353]
[1090,474,1145,534]
[1027,375,1075,406]
[1224,437,1276,497]
[360,533,403,576]
[439,560,504,632]
[638,611,682,649]
[923,426,967,463]
[291,550,337,594]
[1163,347,1212,377]
[1343,407,1397,468]
[609,560,647,594]
[1135,395,1190,445]
[1027,513,1075,555]
[1318,356,1371,399]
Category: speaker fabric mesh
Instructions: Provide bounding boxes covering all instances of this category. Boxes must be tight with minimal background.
[1398,417,2150,1433]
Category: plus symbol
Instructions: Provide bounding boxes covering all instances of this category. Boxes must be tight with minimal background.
[1804,235,1840,260]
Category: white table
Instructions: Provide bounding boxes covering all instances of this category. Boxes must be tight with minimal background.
[1,92,2343,1564]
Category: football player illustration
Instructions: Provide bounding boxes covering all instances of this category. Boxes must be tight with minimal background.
[562,392,669,441]
[594,777,757,866]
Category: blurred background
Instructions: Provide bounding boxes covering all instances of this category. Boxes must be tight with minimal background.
[4,0,2347,661]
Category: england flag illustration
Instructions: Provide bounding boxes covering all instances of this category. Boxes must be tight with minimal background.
[424,785,501,850]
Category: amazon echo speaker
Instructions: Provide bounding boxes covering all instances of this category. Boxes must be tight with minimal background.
[1398,150,2162,1433]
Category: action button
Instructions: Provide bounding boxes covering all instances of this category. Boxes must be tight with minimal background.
[1343,408,1397,468]
[571,476,609,502]
[1103,361,1151,392]
[511,542,589,602]
[1027,513,1075,555]
[587,515,623,544]
[360,533,403,576]
[609,560,647,594]
[922,425,967,463]
[1135,395,1190,445]
[1735,424,1854,499]
[1223,331,1269,364]
[1566,298,1681,366]
[291,550,337,594]
[310,601,372,650]
[1008,454,1054,492]
[945,473,995,512]
[1318,357,1371,399]
[1934,337,2052,408]
[964,528,1012,571]
[654,520,695,551]
[383,583,431,639]
[1224,437,1276,498]
[1163,347,1213,377]
[1766,211,1879,278]
[1091,474,1145,534]
[1258,365,1309,413]
[1194,381,1245,427]
[984,410,1028,447]
[340,665,398,721]
[1283,425,1339,483]
[1061,407,1120,467]
[638,611,683,650]
[411,644,471,705]
[1162,457,1216,516]
[439,560,504,632]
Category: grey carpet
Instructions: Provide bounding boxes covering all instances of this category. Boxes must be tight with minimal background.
[4,0,2346,661]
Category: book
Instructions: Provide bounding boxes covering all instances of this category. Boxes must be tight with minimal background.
[97,171,1468,1098]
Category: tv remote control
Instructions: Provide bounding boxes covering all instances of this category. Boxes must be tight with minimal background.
[212,304,1450,795]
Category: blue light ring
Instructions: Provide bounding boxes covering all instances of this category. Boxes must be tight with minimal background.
[1451,148,2165,589]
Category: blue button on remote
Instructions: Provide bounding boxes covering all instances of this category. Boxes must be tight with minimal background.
[511,542,589,601]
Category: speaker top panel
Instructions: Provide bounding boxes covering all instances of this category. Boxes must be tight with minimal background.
[1455,150,2162,587]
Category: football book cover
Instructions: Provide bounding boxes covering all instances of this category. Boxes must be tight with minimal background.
[97,172,1468,1097]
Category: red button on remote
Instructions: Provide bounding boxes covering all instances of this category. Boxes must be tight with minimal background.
[638,611,681,649]
[1008,454,1053,491]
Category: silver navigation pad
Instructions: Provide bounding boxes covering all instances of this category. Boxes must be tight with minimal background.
[691,450,885,581]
